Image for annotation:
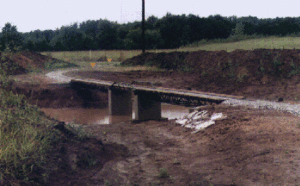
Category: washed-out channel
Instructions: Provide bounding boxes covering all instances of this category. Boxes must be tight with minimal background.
[41,103,190,125]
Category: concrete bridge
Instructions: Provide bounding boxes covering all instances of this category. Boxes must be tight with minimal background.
[70,78,244,121]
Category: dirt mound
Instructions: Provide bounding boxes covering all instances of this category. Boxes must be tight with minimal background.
[123,49,300,79]
[46,122,129,186]
[121,49,300,101]
[0,51,73,75]
[0,52,26,74]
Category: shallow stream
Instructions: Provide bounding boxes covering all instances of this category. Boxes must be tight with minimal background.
[41,103,190,125]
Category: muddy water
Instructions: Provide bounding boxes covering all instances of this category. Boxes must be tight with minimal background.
[41,103,190,125]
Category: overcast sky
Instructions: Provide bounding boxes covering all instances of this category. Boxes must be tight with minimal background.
[2,0,300,33]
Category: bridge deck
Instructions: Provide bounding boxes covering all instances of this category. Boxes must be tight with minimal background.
[70,78,245,103]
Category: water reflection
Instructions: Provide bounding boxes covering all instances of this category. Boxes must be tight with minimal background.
[41,103,190,125]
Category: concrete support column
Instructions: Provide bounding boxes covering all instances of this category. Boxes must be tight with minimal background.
[108,89,132,115]
[134,93,161,121]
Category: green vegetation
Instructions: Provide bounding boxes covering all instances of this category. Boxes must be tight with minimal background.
[158,168,169,178]
[0,92,58,184]
[43,58,78,70]
[3,14,300,53]
[0,52,81,185]
[0,23,24,51]
[288,61,300,77]
[43,50,142,63]
[42,36,300,63]
[180,36,300,52]
[0,62,60,185]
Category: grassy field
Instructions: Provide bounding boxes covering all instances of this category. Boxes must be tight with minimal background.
[43,50,144,63]
[180,36,300,52]
[42,36,300,63]
[42,49,180,63]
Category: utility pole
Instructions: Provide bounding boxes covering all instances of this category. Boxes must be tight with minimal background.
[142,0,145,53]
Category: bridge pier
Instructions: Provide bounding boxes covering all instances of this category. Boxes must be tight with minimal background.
[134,92,161,121]
[71,79,237,122]
[108,89,132,115]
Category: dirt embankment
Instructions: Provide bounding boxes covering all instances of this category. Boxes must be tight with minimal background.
[0,51,88,108]
[11,82,108,108]
[0,51,76,74]
[121,49,300,102]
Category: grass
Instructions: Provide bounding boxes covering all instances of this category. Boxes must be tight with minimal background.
[180,36,300,52]
[43,59,78,70]
[0,88,60,184]
[62,61,164,76]
[41,49,182,63]
[42,50,143,63]
[42,35,300,64]
[0,60,62,185]
[158,168,169,178]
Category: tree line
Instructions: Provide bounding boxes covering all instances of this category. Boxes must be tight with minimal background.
[2,13,300,52]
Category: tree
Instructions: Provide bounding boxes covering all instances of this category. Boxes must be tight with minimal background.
[0,23,24,51]
[80,20,99,50]
[232,22,245,36]
[96,20,118,49]
[23,29,54,51]
[146,15,158,29]
[155,13,190,48]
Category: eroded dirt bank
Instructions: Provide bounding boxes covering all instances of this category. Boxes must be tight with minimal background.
[11,80,108,108]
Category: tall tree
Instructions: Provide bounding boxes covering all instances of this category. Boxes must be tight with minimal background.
[96,20,118,49]
[0,23,24,51]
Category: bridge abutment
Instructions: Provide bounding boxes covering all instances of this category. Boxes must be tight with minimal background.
[134,93,161,121]
[108,89,132,115]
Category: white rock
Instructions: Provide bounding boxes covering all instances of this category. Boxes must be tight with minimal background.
[192,111,209,120]
[194,120,215,130]
[187,111,198,119]
[192,120,215,134]
[175,110,227,133]
[175,119,189,125]
[211,113,227,121]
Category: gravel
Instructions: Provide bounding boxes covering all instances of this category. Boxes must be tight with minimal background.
[45,69,78,83]
[222,98,300,116]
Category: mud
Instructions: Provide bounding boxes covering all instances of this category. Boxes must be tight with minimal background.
[40,104,190,125]
[48,105,300,186]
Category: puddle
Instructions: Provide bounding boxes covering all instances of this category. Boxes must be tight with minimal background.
[41,103,190,124]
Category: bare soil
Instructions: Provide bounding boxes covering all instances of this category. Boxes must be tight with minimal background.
[121,49,300,102]
[8,49,300,185]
